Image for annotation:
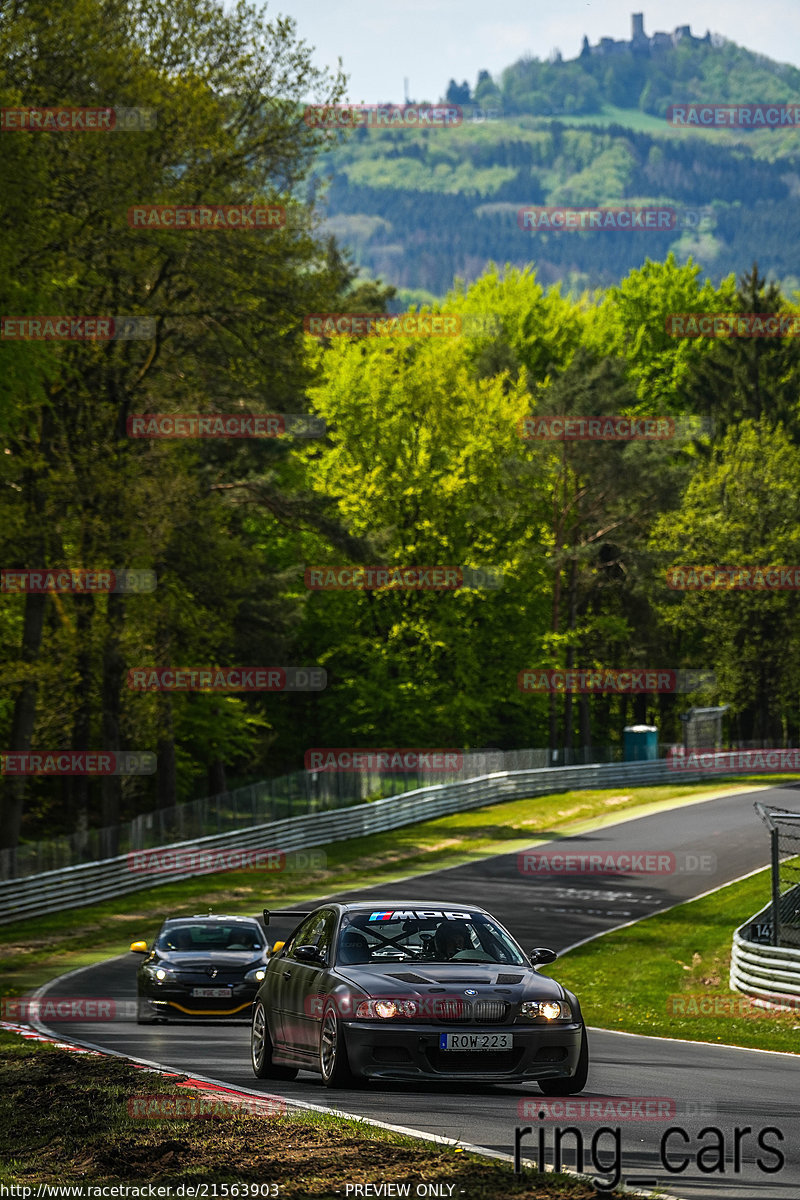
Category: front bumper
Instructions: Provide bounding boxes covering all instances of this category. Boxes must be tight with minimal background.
[342,1020,583,1081]
[138,986,256,1019]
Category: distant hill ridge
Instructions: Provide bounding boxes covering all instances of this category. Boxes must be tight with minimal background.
[321,13,800,299]
[445,11,800,118]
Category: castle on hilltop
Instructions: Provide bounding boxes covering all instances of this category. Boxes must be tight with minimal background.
[581,13,712,58]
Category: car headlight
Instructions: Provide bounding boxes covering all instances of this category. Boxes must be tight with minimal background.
[520,999,572,1020]
[145,965,177,984]
[244,967,266,983]
[355,999,418,1019]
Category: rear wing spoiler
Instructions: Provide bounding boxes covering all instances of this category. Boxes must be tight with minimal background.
[262,908,312,927]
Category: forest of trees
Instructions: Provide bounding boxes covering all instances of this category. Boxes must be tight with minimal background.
[2,1,800,850]
[317,121,800,295]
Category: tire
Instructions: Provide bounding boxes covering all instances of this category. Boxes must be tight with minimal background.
[319,1003,362,1088]
[537,1027,589,1096]
[251,999,298,1081]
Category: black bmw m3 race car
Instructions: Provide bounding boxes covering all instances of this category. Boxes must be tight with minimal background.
[132,914,268,1023]
[250,900,588,1091]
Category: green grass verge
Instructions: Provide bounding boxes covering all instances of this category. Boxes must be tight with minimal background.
[548,867,800,1054]
[0,1030,624,1197]
[0,778,774,999]
[532,104,671,133]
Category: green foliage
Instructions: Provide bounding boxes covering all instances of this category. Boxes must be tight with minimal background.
[650,419,800,739]
[495,35,800,119]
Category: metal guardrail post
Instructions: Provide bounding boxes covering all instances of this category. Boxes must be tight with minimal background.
[772,826,781,947]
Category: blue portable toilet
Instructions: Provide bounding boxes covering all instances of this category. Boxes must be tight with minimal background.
[623,724,658,761]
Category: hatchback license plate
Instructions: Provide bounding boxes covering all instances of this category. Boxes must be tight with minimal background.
[439,1032,512,1051]
[191,987,232,998]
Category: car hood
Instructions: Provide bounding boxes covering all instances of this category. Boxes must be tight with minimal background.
[335,961,565,1000]
[154,951,263,968]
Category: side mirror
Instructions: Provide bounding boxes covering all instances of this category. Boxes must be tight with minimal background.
[270,940,285,956]
[529,946,557,966]
[130,940,149,953]
[294,944,326,964]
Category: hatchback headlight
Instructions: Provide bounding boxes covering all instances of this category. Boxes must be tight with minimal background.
[520,999,572,1020]
[244,967,266,983]
[146,965,176,984]
[355,999,418,1019]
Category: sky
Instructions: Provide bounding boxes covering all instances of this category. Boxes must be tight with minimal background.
[272,1,800,104]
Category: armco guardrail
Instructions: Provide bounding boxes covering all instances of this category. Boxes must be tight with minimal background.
[0,758,716,924]
[730,902,800,1002]
[1,745,624,879]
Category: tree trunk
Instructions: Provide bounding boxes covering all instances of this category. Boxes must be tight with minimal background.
[67,596,95,858]
[0,592,48,858]
[157,692,177,810]
[563,557,578,762]
[101,590,126,850]
[0,406,55,860]
[208,758,227,796]
[579,692,591,761]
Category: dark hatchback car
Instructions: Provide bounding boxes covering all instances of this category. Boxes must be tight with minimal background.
[250,900,588,1091]
[131,914,268,1023]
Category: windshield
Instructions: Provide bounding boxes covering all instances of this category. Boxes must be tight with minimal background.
[336,910,526,966]
[156,923,262,952]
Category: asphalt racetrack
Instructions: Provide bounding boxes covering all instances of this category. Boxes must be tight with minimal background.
[36,782,800,1199]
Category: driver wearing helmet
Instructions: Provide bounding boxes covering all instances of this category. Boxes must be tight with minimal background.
[433,920,472,960]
